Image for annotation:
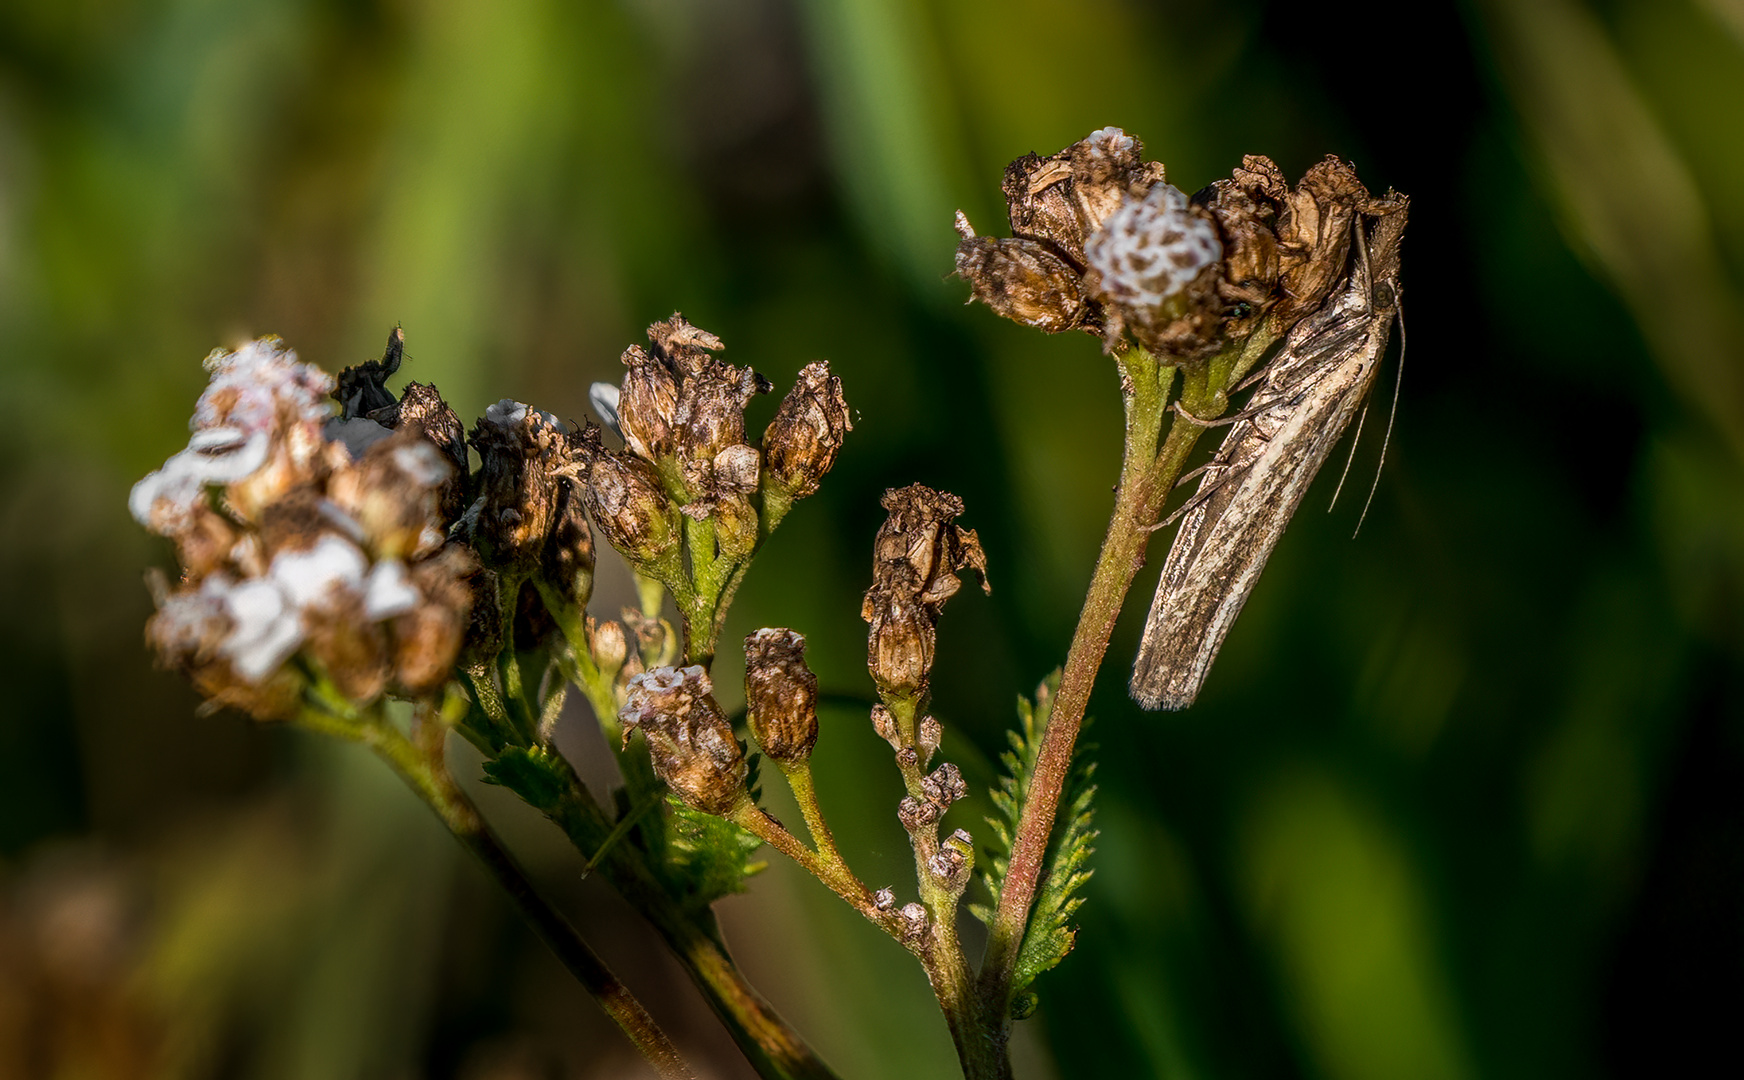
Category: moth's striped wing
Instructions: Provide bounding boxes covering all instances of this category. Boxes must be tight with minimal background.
[1129,241,1402,711]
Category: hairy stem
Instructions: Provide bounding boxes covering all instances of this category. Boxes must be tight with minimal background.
[978,345,1222,1027]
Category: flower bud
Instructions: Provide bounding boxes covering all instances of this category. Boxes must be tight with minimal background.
[953,217,1088,334]
[898,902,930,944]
[861,485,989,702]
[619,665,748,816]
[575,427,680,567]
[1085,182,1225,359]
[588,618,628,674]
[898,795,941,832]
[1272,156,1407,328]
[920,762,966,808]
[762,361,852,500]
[873,887,896,912]
[743,628,819,764]
[870,703,902,749]
[917,715,942,766]
[929,830,973,895]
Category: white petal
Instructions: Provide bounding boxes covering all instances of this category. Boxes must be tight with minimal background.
[363,559,419,620]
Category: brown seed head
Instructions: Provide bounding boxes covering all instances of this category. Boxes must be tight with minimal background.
[1272,156,1406,328]
[574,426,680,567]
[370,380,469,525]
[619,665,748,816]
[898,795,941,832]
[392,543,477,694]
[743,628,819,764]
[1194,156,1287,338]
[953,223,1089,335]
[762,361,852,500]
[861,485,989,701]
[326,428,454,561]
[467,401,577,572]
[920,762,966,808]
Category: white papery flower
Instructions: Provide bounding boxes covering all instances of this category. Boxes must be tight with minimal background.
[1085,183,1222,311]
[130,337,337,534]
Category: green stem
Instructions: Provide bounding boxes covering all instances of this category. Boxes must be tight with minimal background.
[297,706,695,1080]
[533,777,844,1080]
[978,345,1220,1031]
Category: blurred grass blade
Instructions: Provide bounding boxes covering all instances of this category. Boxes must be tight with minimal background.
[1478,0,1744,458]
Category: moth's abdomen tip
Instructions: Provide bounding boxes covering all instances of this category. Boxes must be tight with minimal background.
[1128,675,1196,712]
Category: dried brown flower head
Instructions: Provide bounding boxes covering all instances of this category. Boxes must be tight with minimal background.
[1272,155,1407,327]
[861,484,989,700]
[762,361,852,500]
[573,425,680,567]
[618,665,748,816]
[466,400,582,572]
[743,628,819,764]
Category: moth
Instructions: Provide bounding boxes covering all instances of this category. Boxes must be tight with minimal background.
[1129,204,1409,711]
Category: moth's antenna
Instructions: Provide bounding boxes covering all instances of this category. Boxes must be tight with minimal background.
[1328,400,1370,511]
[1353,289,1405,538]
[1329,219,1375,514]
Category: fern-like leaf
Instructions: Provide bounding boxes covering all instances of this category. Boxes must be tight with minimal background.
[971,670,1098,1009]
[659,799,767,912]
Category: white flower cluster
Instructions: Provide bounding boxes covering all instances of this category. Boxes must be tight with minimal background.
[1084,182,1222,310]
[152,534,423,683]
[129,338,335,534]
[137,335,471,714]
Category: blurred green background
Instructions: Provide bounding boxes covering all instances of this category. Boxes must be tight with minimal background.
[3,0,1743,1077]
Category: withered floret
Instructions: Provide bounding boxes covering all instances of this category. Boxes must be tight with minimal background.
[1272,155,1407,327]
[573,425,680,567]
[861,484,989,701]
[953,215,1088,335]
[762,361,853,500]
[619,665,749,816]
[466,400,579,572]
[743,628,819,764]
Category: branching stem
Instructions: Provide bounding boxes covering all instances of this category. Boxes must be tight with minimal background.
[975,339,1253,1036]
[296,704,695,1080]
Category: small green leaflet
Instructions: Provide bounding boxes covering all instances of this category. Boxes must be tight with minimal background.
[971,670,1099,1015]
[659,799,766,912]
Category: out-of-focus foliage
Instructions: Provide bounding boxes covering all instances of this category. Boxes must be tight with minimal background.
[2,1,1741,1078]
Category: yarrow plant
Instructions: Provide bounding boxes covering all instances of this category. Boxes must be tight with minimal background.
[134,127,1405,1079]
